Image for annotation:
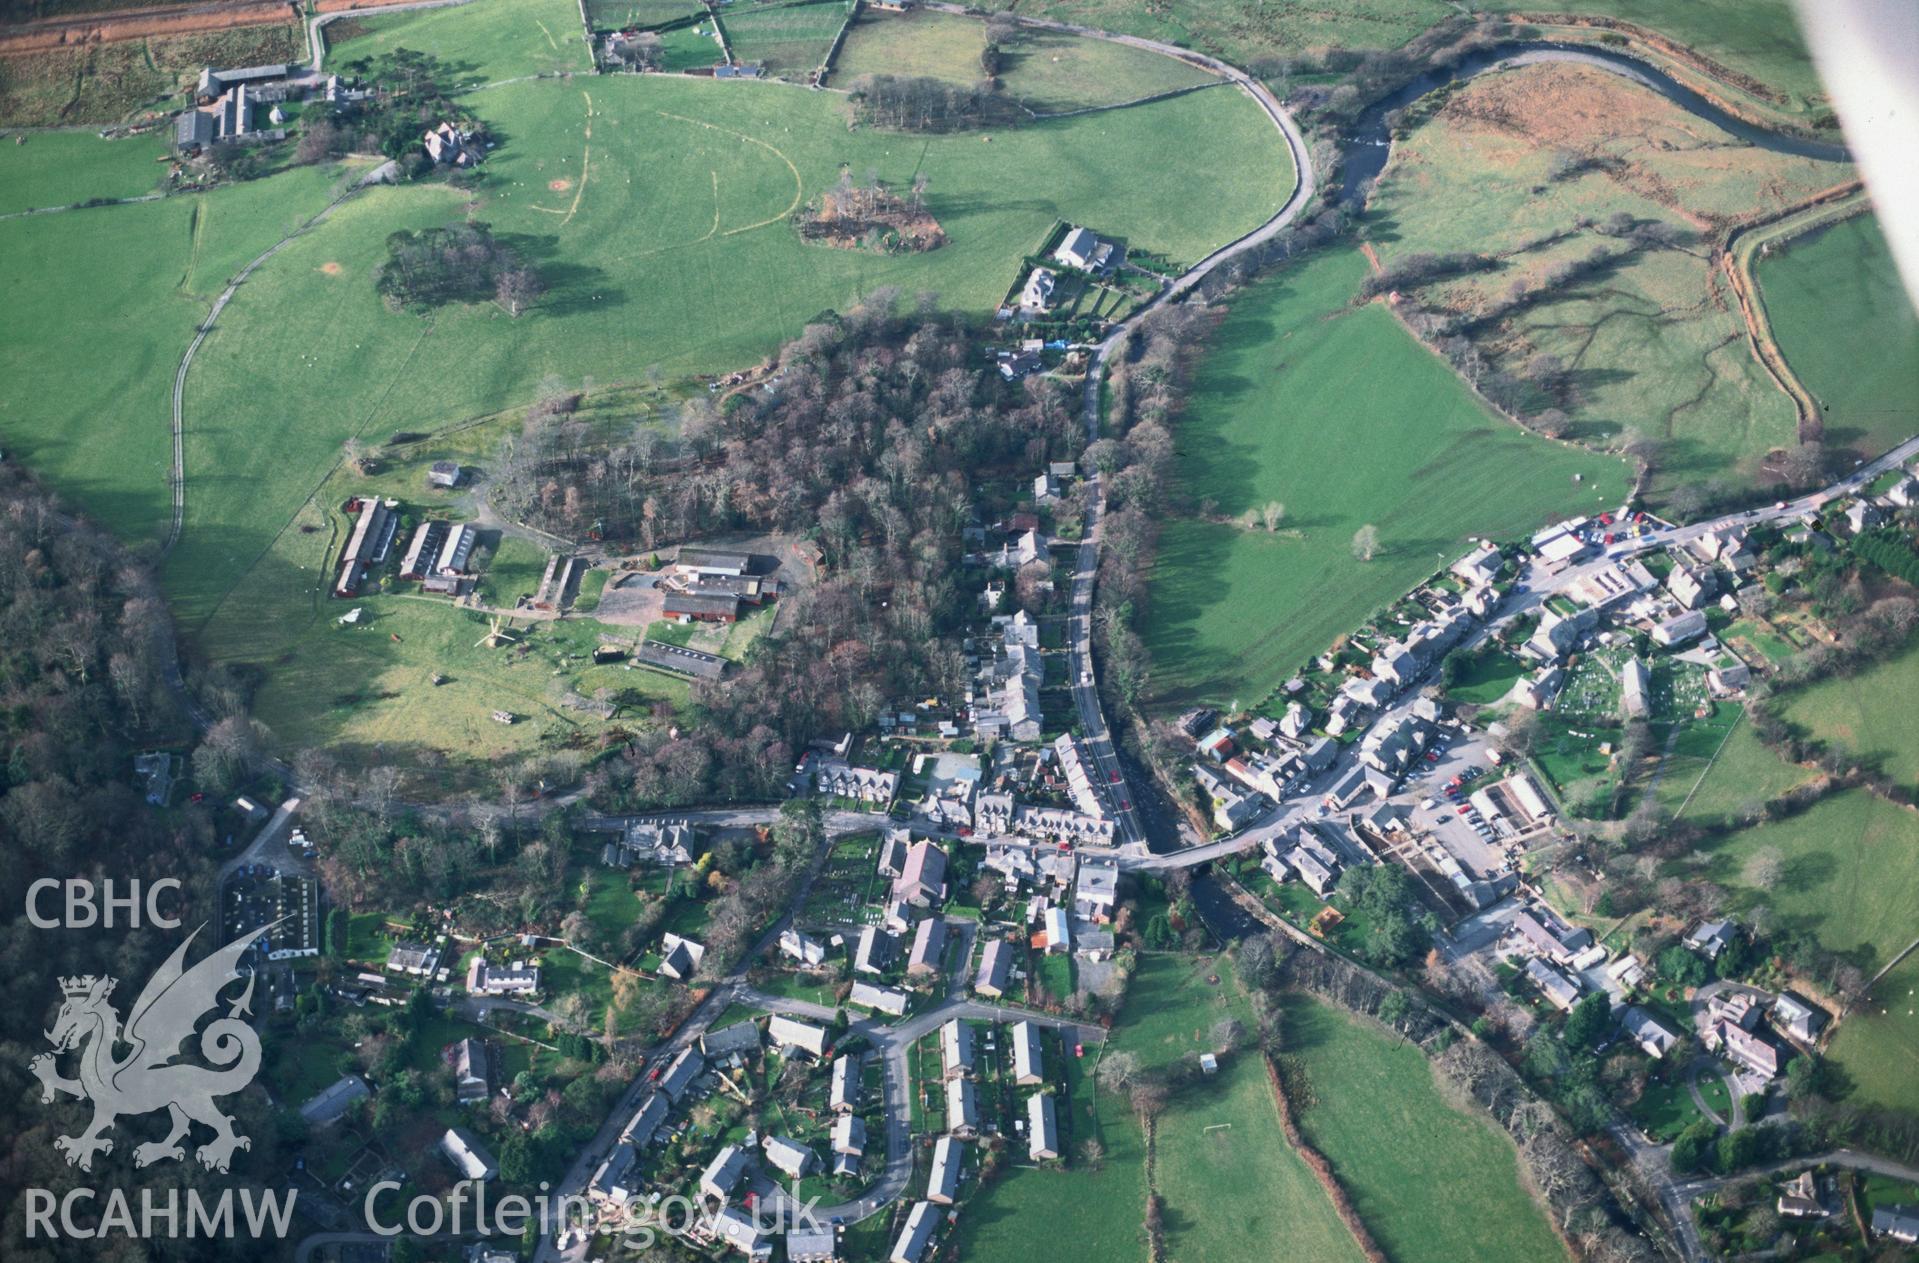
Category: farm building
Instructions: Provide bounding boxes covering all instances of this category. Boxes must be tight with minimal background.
[195,63,289,104]
[401,520,450,579]
[335,497,398,597]
[175,109,215,154]
[437,522,478,575]
[663,590,742,623]
[427,461,463,488]
[635,639,728,680]
[675,547,751,578]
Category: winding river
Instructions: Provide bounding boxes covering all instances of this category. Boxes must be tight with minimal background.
[1339,41,1851,207]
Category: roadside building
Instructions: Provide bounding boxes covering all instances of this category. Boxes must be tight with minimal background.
[1027,1091,1060,1160]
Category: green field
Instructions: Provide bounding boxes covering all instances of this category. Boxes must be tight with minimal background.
[0,160,347,545]
[1760,214,1919,466]
[1141,246,1628,710]
[1829,951,1919,1116]
[1365,60,1850,506]
[1115,955,1364,1263]
[582,0,703,33]
[0,129,166,215]
[323,0,592,82]
[1781,641,1919,793]
[833,9,1217,111]
[1692,787,1919,968]
[718,0,852,77]
[1656,708,1814,821]
[1280,994,1569,1263]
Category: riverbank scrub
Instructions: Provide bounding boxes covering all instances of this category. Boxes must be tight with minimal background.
[1138,246,1627,712]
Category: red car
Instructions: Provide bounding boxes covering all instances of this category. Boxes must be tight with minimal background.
[1456,804,1471,815]
[1109,771,1121,783]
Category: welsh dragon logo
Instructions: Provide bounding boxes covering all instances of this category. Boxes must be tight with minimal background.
[31,922,269,1174]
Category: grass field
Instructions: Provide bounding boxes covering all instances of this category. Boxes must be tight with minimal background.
[1116,955,1365,1263]
[1780,641,1919,793]
[1759,213,1919,466]
[1655,708,1814,821]
[1365,61,1850,507]
[717,0,852,78]
[1829,951,1919,1116]
[582,0,703,33]
[0,160,348,545]
[323,0,591,82]
[833,9,1217,111]
[0,127,166,215]
[1280,994,1569,1263]
[1690,787,1919,969]
[1140,246,1628,711]
[0,24,307,128]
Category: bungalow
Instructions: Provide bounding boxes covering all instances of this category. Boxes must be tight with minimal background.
[907,917,948,976]
[927,1136,963,1204]
[893,840,949,907]
[833,1112,868,1157]
[656,1046,705,1101]
[890,1201,939,1263]
[973,939,1012,997]
[1027,1091,1060,1160]
[1620,1006,1681,1059]
[440,1127,498,1182]
[299,1075,370,1127]
[1652,609,1708,648]
[855,925,898,976]
[849,981,909,1016]
[1871,1206,1919,1243]
[658,933,707,981]
[768,1015,831,1058]
[1843,500,1885,535]
[1683,919,1738,960]
[1524,957,1582,1011]
[699,1144,750,1202]
[708,1206,771,1261]
[762,1134,816,1181]
[1011,1021,1044,1086]
[831,1055,860,1113]
[946,1076,980,1136]
[465,957,539,996]
[941,1019,975,1079]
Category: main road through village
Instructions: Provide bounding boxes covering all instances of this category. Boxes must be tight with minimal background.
[200,7,1919,1258]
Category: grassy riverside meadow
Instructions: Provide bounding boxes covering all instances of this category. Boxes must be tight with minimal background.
[957,954,1368,1263]
[1278,993,1569,1263]
[1363,61,1850,506]
[1140,246,1629,711]
[1759,213,1919,464]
